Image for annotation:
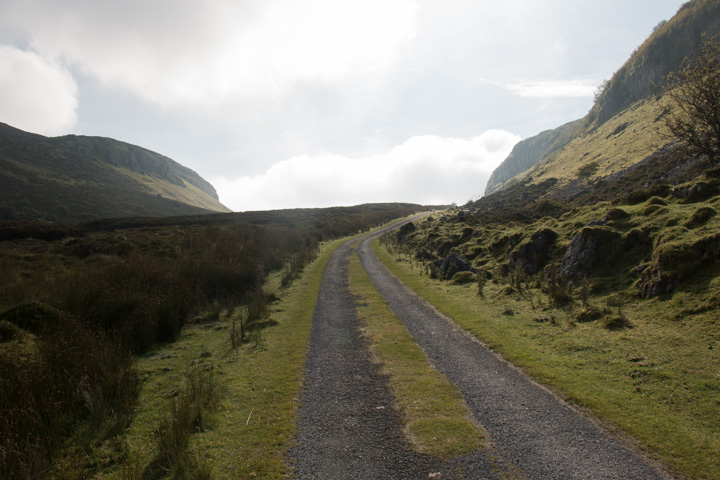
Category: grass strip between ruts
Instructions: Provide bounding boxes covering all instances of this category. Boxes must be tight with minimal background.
[347,244,487,458]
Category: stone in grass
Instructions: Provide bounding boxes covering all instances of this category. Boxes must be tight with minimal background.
[560,227,621,282]
[450,271,476,285]
[433,252,474,277]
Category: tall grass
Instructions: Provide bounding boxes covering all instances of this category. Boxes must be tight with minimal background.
[0,318,138,478]
[151,369,220,478]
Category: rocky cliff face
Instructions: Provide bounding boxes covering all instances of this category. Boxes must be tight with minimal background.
[485,120,581,195]
[484,0,720,197]
[59,134,221,201]
[590,0,720,126]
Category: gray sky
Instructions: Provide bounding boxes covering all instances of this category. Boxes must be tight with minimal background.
[0,0,687,211]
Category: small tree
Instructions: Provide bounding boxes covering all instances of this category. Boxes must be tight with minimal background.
[665,37,720,165]
[577,161,600,185]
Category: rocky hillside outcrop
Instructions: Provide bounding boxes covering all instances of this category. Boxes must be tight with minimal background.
[590,0,720,126]
[485,120,582,195]
[484,0,720,197]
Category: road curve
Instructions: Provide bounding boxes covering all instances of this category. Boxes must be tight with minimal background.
[356,226,672,480]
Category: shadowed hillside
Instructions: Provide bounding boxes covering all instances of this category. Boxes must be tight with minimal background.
[0,122,230,221]
[485,119,582,195]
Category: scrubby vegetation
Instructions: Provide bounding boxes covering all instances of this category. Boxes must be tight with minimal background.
[0,204,423,477]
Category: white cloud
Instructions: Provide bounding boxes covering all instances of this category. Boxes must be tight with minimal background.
[0,0,417,109]
[211,130,520,211]
[480,78,598,98]
[0,45,78,135]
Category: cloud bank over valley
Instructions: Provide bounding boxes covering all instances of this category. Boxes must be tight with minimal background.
[0,0,688,210]
[212,131,520,211]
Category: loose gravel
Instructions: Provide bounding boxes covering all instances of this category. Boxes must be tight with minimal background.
[288,221,501,479]
[355,226,673,480]
[289,217,672,479]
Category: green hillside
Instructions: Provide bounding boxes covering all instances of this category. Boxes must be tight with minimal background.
[0,122,230,221]
[485,0,720,198]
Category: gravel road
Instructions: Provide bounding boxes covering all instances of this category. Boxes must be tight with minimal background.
[289,217,672,479]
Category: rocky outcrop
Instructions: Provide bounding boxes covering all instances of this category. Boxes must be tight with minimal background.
[482,1,720,200]
[396,221,416,243]
[587,208,630,227]
[433,253,474,278]
[509,228,558,275]
[75,136,221,200]
[589,0,720,126]
[485,120,582,195]
[638,267,677,298]
[638,232,720,297]
[671,182,715,202]
[560,227,621,281]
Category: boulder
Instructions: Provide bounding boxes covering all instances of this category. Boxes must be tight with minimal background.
[671,182,711,201]
[509,228,558,275]
[396,221,416,242]
[460,227,475,239]
[560,227,621,281]
[433,252,474,278]
[640,276,677,298]
[602,207,629,222]
[415,248,435,260]
[586,219,607,227]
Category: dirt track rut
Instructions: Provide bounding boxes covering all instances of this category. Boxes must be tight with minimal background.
[289,217,671,479]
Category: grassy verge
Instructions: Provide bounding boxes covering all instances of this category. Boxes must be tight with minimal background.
[347,245,487,458]
[373,240,720,480]
[94,237,347,479]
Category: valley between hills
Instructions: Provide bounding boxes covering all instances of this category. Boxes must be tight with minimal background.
[2,0,720,478]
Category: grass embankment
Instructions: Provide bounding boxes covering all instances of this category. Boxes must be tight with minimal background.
[346,245,487,458]
[373,239,720,480]
[97,237,345,479]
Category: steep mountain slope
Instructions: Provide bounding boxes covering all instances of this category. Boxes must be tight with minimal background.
[485,119,582,195]
[589,0,720,126]
[0,122,230,221]
[484,0,720,197]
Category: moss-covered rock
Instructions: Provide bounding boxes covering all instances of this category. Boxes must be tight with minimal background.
[450,271,476,285]
[683,206,717,228]
[508,228,559,275]
[560,227,622,281]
